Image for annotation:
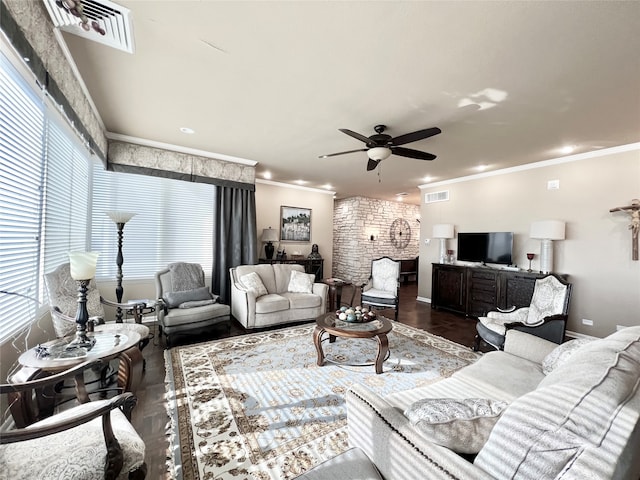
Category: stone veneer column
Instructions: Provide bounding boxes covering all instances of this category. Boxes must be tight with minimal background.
[332,197,420,284]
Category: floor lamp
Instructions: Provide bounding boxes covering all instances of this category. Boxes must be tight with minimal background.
[107,211,136,322]
[433,224,454,263]
[530,220,565,274]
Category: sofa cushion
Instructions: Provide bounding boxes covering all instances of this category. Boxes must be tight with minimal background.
[405,398,508,454]
[541,338,594,375]
[474,326,640,480]
[255,294,290,314]
[273,264,306,293]
[235,264,277,293]
[281,292,322,309]
[240,272,269,297]
[454,351,545,401]
[179,299,217,309]
[163,303,230,326]
[288,270,315,293]
[163,286,213,308]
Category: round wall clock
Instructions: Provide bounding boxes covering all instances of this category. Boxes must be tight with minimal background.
[390,218,411,249]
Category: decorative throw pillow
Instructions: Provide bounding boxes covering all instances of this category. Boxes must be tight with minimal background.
[288,270,315,294]
[179,299,216,309]
[542,338,594,375]
[163,286,212,308]
[240,272,269,297]
[404,398,508,454]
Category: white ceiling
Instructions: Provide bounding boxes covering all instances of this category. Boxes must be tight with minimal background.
[59,1,640,205]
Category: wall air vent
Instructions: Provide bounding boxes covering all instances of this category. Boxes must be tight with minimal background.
[425,190,449,204]
[43,0,134,54]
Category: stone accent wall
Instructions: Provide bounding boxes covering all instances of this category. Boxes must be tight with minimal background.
[332,197,420,284]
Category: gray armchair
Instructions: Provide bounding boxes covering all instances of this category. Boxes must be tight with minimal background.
[474,274,572,351]
[155,262,230,347]
[360,257,401,321]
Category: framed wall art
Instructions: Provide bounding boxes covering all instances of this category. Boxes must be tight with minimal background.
[280,206,311,242]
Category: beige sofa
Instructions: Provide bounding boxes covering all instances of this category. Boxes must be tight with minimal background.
[230,264,328,329]
[302,326,640,479]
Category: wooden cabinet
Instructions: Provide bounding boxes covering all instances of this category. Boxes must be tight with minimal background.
[258,258,324,282]
[431,264,467,314]
[432,264,567,316]
[467,268,499,317]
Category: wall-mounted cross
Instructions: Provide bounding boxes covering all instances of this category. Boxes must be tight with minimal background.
[610,198,640,261]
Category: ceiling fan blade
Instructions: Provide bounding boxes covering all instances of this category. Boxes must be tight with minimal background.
[391,146,437,160]
[366,159,381,171]
[391,127,442,146]
[339,128,373,144]
[319,148,367,158]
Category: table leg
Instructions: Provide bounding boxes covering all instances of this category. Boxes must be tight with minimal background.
[375,333,389,374]
[313,326,326,367]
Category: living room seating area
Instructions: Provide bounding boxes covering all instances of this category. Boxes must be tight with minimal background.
[302,326,640,479]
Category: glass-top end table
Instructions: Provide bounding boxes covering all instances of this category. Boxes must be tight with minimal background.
[313,313,393,374]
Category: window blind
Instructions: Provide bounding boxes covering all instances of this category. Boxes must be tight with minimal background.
[0,48,93,343]
[91,167,215,280]
[0,52,45,342]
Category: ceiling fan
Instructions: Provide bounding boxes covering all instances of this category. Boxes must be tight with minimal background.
[319,124,441,171]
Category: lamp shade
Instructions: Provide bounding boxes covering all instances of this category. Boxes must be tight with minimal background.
[69,251,100,280]
[530,220,565,240]
[106,211,136,224]
[432,224,454,239]
[261,228,279,243]
[367,147,392,161]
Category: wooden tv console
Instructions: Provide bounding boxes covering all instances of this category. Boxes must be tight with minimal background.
[431,263,568,317]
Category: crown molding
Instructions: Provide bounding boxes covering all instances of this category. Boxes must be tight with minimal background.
[256,178,336,195]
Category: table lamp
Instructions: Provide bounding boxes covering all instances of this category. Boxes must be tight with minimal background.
[261,227,279,260]
[68,251,100,349]
[432,224,455,263]
[530,220,565,274]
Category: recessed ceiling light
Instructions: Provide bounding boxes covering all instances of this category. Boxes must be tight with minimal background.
[263,171,272,180]
[475,164,489,172]
[323,184,333,190]
[560,145,575,155]
[422,176,432,183]
[295,180,308,185]
[180,127,195,134]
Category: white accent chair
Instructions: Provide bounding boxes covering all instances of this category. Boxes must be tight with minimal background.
[43,263,150,351]
[360,257,401,321]
[0,359,147,480]
[474,274,572,351]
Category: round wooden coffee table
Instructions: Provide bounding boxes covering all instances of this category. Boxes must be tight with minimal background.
[313,313,393,374]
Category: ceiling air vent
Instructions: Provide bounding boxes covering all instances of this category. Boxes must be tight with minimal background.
[43,0,134,54]
[425,190,449,204]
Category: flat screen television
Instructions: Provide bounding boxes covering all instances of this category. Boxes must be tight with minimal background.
[457,232,513,265]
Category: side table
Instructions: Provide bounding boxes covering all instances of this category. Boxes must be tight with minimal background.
[323,278,355,311]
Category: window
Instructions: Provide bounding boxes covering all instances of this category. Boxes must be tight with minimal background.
[0,49,93,343]
[91,167,214,280]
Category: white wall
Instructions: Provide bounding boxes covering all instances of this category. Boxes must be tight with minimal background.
[419,146,640,337]
[255,181,335,276]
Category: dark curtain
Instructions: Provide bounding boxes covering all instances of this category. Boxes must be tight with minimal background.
[212,186,257,303]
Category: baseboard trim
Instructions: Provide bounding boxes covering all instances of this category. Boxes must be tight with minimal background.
[417,296,431,304]
[565,330,598,340]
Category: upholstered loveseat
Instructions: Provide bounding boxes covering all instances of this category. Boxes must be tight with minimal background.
[230,264,328,329]
[301,326,640,479]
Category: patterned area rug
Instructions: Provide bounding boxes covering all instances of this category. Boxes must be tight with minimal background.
[165,321,479,480]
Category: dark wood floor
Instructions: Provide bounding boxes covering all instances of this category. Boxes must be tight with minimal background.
[132,282,484,479]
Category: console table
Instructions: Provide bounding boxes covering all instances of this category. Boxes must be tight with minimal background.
[258,257,324,282]
[431,263,568,317]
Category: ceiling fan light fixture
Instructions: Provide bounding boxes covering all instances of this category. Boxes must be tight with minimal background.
[368,147,392,161]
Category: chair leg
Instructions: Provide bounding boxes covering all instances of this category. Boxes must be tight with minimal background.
[472,334,481,352]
